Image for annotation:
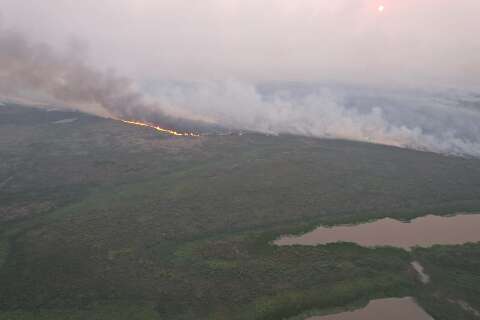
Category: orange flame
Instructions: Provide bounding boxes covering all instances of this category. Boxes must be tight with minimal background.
[117,119,200,137]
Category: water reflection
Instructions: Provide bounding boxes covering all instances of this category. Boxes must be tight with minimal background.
[306,297,432,320]
[275,214,480,249]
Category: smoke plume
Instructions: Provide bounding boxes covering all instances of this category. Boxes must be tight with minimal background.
[151,81,480,157]
[0,23,161,120]
[1,21,480,157]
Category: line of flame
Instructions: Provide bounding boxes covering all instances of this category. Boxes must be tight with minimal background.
[117,119,200,137]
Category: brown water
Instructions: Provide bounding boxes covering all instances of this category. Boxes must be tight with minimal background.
[307,297,433,320]
[275,214,480,249]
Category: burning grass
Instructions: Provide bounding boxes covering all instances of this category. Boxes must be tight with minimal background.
[117,119,200,137]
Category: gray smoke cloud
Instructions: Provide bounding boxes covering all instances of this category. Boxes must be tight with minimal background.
[0,23,162,120]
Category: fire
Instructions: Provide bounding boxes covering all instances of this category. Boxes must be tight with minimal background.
[117,119,200,137]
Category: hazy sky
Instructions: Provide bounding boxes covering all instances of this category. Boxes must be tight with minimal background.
[1,0,480,87]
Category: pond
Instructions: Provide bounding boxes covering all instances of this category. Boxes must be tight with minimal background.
[306,297,432,320]
[275,214,480,250]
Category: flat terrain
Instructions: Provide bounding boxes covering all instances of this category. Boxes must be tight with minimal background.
[1,104,480,319]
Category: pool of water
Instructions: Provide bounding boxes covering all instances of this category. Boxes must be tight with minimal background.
[275,214,480,249]
[306,297,432,320]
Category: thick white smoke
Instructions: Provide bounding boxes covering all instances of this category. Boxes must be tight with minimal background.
[151,81,480,157]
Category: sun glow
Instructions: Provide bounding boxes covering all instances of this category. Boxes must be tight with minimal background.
[378,5,385,12]
[117,119,200,137]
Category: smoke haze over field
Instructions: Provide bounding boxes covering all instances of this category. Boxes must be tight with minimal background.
[1,1,480,156]
[145,81,480,157]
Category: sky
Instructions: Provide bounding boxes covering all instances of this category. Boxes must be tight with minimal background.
[1,0,480,157]
[1,0,480,86]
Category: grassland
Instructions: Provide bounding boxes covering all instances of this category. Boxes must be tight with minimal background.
[1,104,480,319]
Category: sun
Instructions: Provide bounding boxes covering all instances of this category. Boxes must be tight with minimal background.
[378,5,385,12]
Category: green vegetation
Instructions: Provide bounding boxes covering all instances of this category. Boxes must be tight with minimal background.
[413,244,480,320]
[1,104,480,319]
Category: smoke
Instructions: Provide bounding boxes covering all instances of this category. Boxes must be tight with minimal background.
[0,23,162,120]
[151,81,480,157]
[1,19,480,157]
